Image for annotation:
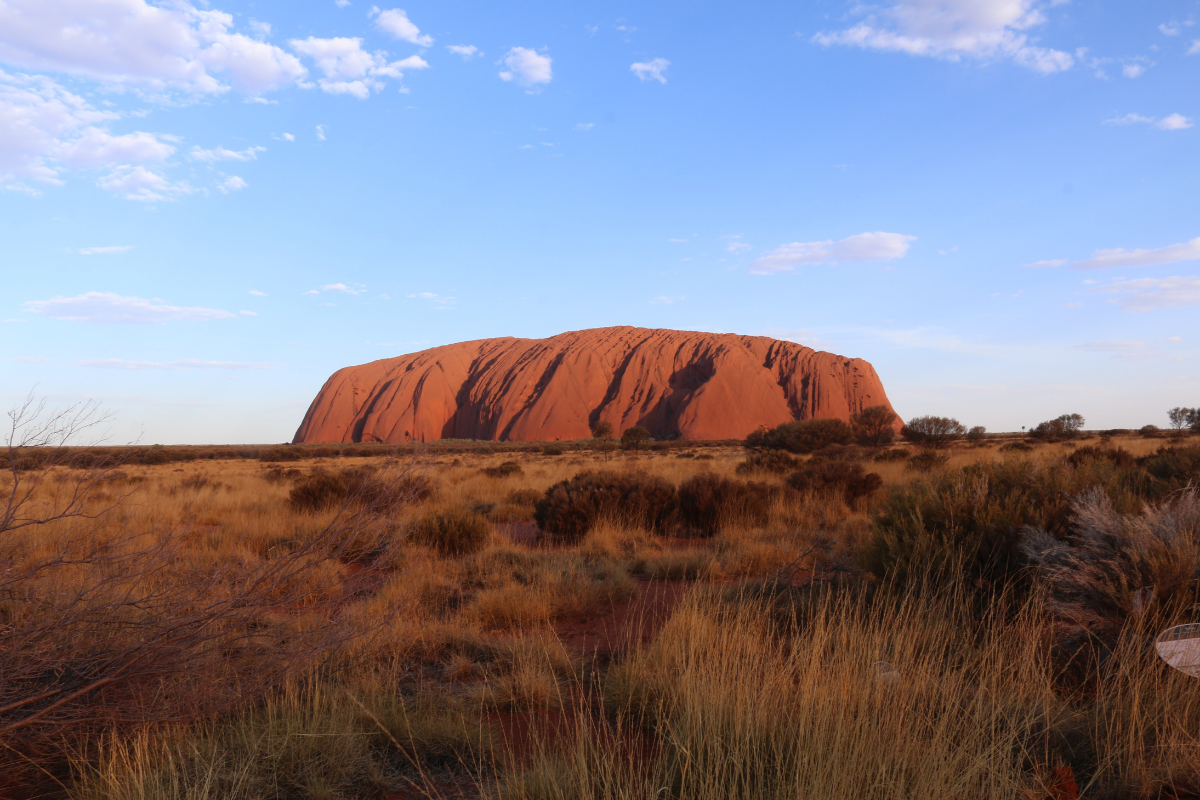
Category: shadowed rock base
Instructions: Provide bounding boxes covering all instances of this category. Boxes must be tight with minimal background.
[293,326,897,443]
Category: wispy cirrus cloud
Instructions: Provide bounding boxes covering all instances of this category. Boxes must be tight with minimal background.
[1104,112,1192,130]
[24,292,236,323]
[78,245,133,255]
[1072,237,1200,270]
[190,145,265,162]
[751,231,915,274]
[1090,276,1200,312]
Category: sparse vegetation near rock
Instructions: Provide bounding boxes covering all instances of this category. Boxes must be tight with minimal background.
[744,418,854,454]
[482,461,524,478]
[620,426,653,450]
[542,444,565,456]
[905,450,949,472]
[873,448,911,462]
[287,470,347,511]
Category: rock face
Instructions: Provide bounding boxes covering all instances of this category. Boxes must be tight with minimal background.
[293,326,897,443]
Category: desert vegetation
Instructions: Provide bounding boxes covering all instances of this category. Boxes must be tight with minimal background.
[3,399,1200,799]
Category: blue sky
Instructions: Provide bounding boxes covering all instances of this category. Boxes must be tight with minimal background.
[2,0,1199,443]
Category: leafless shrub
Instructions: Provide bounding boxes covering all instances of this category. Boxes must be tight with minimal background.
[0,395,425,780]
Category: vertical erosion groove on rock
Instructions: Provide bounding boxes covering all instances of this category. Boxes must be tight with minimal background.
[292,326,897,443]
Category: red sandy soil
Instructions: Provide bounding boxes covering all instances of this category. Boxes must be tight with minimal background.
[293,326,896,444]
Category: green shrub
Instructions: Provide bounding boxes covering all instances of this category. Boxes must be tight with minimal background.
[786,461,883,503]
[620,426,653,450]
[901,416,966,448]
[287,471,347,512]
[1143,445,1200,493]
[851,405,898,446]
[966,425,987,443]
[542,445,565,456]
[677,473,782,536]
[999,441,1033,453]
[1066,446,1135,469]
[735,450,800,475]
[534,470,678,539]
[744,418,853,454]
[507,488,543,506]
[412,508,491,556]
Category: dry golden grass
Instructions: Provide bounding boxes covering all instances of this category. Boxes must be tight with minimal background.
[3,432,1196,798]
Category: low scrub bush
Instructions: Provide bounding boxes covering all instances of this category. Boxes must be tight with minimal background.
[507,488,543,506]
[873,448,911,463]
[677,473,782,536]
[287,471,347,512]
[744,418,853,454]
[1143,445,1200,493]
[786,461,883,503]
[412,508,491,556]
[905,451,949,472]
[901,416,966,448]
[542,445,565,456]
[534,470,678,539]
[1067,446,1136,469]
[735,450,799,475]
[851,405,898,446]
[999,441,1034,453]
[482,461,524,478]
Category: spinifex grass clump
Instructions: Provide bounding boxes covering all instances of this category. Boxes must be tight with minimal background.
[786,460,883,503]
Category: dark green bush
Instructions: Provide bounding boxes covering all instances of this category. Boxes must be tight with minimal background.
[620,426,653,450]
[735,450,800,475]
[677,474,782,536]
[542,445,565,456]
[1067,446,1135,469]
[966,426,987,442]
[999,441,1034,453]
[900,416,966,448]
[744,418,853,454]
[786,460,883,503]
[534,470,678,539]
[1143,446,1200,494]
[851,405,897,446]
[412,508,491,556]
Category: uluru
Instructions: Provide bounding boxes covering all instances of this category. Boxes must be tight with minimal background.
[292,326,897,444]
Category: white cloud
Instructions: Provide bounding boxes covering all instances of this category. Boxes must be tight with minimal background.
[335,0,351,6]
[575,122,595,131]
[447,45,479,60]
[812,0,1073,74]
[0,0,307,95]
[1024,258,1066,268]
[1158,113,1193,130]
[1189,41,1200,56]
[290,37,428,98]
[238,309,257,316]
[668,238,688,243]
[372,8,432,47]
[190,145,265,161]
[249,289,266,296]
[78,245,134,255]
[97,164,190,202]
[649,295,685,304]
[1159,22,1181,36]
[1072,237,1200,270]
[316,124,326,140]
[750,231,917,274]
[303,289,319,295]
[24,292,236,323]
[218,175,247,192]
[1091,276,1200,312]
[77,358,278,369]
[59,127,175,168]
[1122,63,1146,78]
[278,132,295,142]
[1104,112,1192,130]
[320,282,366,294]
[631,58,670,83]
[499,47,552,87]
[726,240,752,254]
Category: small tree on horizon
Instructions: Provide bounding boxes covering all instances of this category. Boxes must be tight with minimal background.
[620,426,653,449]
[901,416,966,449]
[590,420,614,439]
[851,405,897,447]
[1167,407,1196,433]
